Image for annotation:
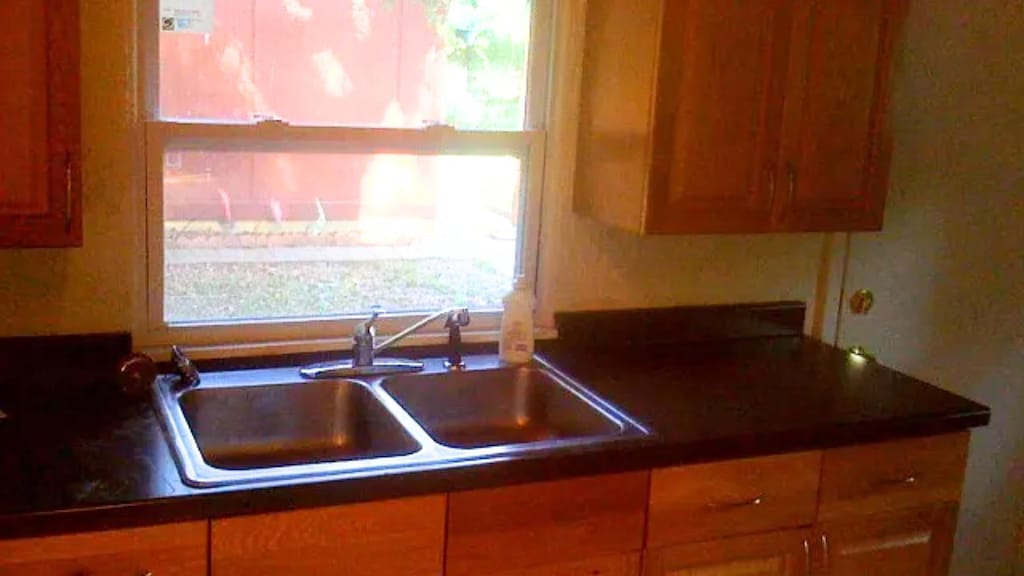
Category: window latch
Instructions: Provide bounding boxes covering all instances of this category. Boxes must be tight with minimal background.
[422,121,456,133]
[253,114,289,127]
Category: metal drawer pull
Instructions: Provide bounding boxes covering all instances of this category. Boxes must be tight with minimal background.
[881,474,919,487]
[821,533,830,572]
[64,150,73,232]
[707,495,764,510]
[803,538,811,575]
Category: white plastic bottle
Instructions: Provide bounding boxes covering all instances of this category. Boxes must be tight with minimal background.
[499,276,535,364]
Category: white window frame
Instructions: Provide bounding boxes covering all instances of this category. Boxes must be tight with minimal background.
[134,0,554,356]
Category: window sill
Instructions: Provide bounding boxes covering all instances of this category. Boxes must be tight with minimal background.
[138,326,558,362]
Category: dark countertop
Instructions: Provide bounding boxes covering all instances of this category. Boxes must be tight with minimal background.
[0,333,989,540]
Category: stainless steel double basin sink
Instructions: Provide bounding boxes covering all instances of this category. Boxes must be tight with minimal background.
[153,356,647,487]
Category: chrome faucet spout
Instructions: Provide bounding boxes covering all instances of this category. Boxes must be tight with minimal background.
[374,307,469,353]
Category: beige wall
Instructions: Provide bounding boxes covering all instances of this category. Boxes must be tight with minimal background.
[0,0,135,337]
[829,1,1023,574]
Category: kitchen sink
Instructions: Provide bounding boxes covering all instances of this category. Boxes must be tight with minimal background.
[154,357,647,488]
[380,366,624,449]
[179,379,419,470]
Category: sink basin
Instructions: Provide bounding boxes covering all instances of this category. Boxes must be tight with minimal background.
[179,379,419,469]
[153,357,647,488]
[381,366,624,449]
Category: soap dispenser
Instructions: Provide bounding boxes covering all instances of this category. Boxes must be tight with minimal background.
[499,276,535,364]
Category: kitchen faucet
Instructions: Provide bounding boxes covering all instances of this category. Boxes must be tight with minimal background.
[300,307,471,379]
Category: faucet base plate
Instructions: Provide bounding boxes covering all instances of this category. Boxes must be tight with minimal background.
[299,358,424,380]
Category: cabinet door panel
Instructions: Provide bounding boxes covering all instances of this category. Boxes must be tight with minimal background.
[447,472,648,576]
[778,0,908,231]
[211,496,445,576]
[0,0,81,247]
[0,0,49,216]
[643,529,811,576]
[817,505,957,576]
[0,521,208,576]
[647,0,792,233]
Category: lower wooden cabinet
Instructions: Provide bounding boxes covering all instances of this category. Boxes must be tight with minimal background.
[446,472,649,576]
[643,530,812,576]
[210,495,445,576]
[0,433,972,576]
[0,521,207,576]
[813,505,958,576]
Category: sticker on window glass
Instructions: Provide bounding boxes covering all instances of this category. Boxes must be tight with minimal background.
[160,0,214,34]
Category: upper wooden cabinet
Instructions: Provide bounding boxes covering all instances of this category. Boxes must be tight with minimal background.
[0,0,81,248]
[575,0,908,234]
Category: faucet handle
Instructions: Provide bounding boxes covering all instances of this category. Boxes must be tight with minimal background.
[354,306,383,339]
[445,308,471,328]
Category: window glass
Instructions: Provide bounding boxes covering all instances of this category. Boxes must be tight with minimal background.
[158,0,533,130]
[163,150,521,323]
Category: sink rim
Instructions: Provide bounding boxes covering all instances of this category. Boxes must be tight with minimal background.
[153,356,649,488]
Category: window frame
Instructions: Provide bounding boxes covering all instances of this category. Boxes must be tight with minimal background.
[135,0,554,354]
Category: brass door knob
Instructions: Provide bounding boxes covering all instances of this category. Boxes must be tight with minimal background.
[849,289,875,315]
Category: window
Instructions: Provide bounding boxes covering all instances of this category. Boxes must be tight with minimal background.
[141,0,551,347]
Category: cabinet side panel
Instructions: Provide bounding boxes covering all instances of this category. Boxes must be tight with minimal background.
[574,0,662,233]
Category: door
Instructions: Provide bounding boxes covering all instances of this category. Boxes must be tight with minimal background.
[776,0,908,231]
[646,0,792,234]
[0,0,81,247]
[643,530,811,576]
[814,506,957,576]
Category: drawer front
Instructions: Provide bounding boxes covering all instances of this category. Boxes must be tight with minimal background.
[0,521,207,576]
[648,451,822,547]
[446,472,649,576]
[819,432,969,521]
[212,495,445,576]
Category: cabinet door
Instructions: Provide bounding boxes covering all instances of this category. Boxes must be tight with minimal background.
[0,521,207,576]
[0,0,81,248]
[646,0,793,233]
[815,505,957,576]
[211,496,445,576]
[776,0,908,231]
[643,529,811,576]
[446,472,648,576]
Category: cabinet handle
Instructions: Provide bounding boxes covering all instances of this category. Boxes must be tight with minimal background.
[706,494,764,510]
[881,474,918,487]
[786,164,797,204]
[820,534,830,572]
[64,150,73,232]
[803,538,811,576]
